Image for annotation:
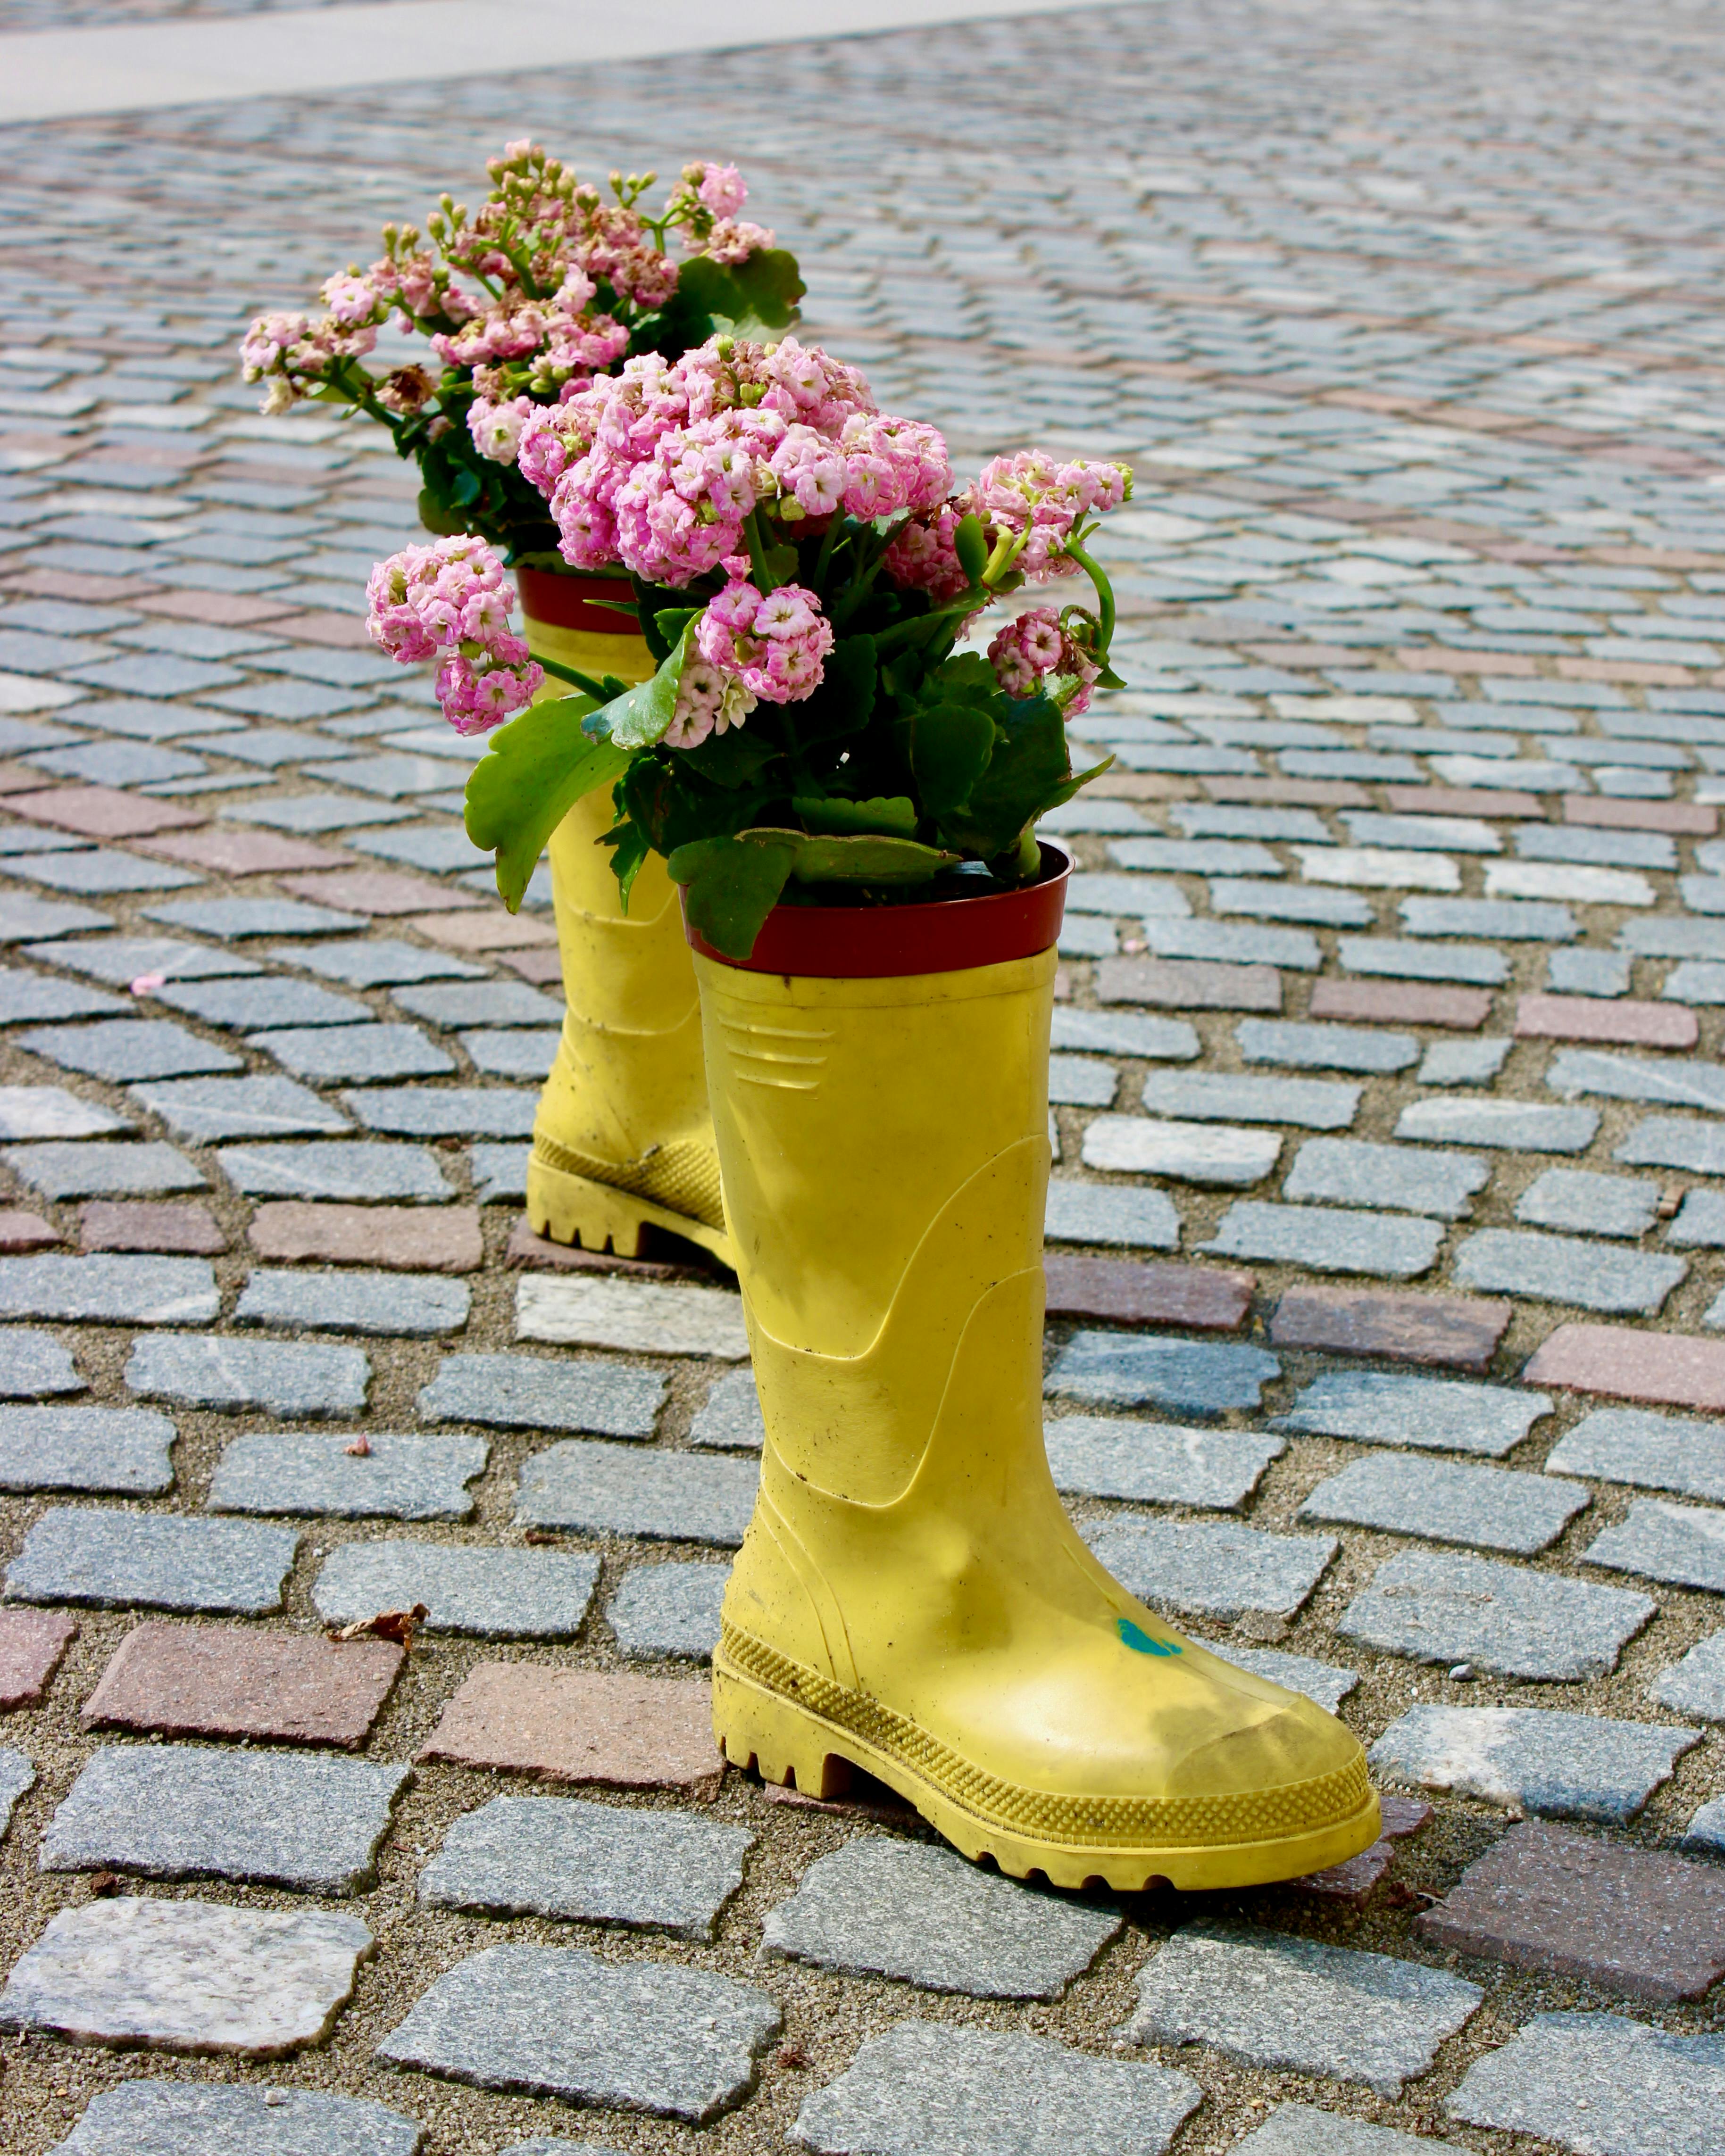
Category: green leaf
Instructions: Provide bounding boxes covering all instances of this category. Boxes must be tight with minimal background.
[590,620,697,750]
[675,249,806,335]
[793,634,877,746]
[909,700,996,818]
[740,828,958,885]
[653,605,701,650]
[599,813,651,914]
[938,690,1074,860]
[679,724,781,789]
[464,692,627,910]
[792,794,917,838]
[667,833,798,960]
[417,489,469,538]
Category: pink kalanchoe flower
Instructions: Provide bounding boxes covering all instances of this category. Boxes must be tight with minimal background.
[366,537,542,735]
[321,272,379,327]
[663,655,756,749]
[987,606,1102,716]
[697,163,748,217]
[468,394,533,464]
[702,218,775,265]
[696,579,833,705]
[964,450,1131,580]
[882,504,971,603]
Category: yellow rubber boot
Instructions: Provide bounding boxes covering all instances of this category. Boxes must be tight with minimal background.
[519,605,732,1267]
[694,944,1378,1891]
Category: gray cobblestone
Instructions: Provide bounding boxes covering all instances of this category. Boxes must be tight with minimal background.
[1081,1115,1282,1185]
[763,1837,1120,1998]
[1339,1548,1654,1679]
[1545,1407,1725,1502]
[0,1329,83,1399]
[1282,1137,1486,1218]
[376,1942,780,2121]
[1128,1923,1481,2096]
[217,1140,455,1203]
[0,1898,371,2055]
[237,1269,470,1336]
[1203,1202,1442,1277]
[793,2023,1201,2156]
[313,1539,598,1638]
[1236,1021,1417,1074]
[1447,2011,1725,2156]
[0,1405,174,1495]
[210,1430,486,1520]
[517,1441,758,1546]
[130,1075,350,1141]
[1301,1454,1587,1554]
[607,1562,729,1661]
[0,1254,218,1325]
[1514,1168,1661,1237]
[4,1507,297,1614]
[18,1019,241,1083]
[1047,1333,1280,1417]
[1651,1630,1725,1721]
[420,1795,752,1940]
[1267,1371,1552,1457]
[126,1333,368,1418]
[1370,1705,1700,1824]
[1584,1498,1725,1592]
[1139,1072,1359,1128]
[1453,1228,1687,1313]
[1044,1181,1180,1248]
[1084,1515,1335,1619]
[41,1744,409,1893]
[1046,1418,1282,1509]
[1395,1097,1599,1152]
[688,1369,765,1452]
[417,1352,663,1436]
[47,2084,425,2156]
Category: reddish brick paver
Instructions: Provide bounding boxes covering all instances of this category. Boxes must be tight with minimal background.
[83,1623,403,1747]
[0,1211,59,1254]
[1043,1256,1255,1331]
[0,1609,76,1708]
[1310,978,1492,1029]
[419,1665,722,1793]
[80,1202,227,1255]
[1564,794,1718,835]
[1202,778,1372,807]
[6,787,205,839]
[406,911,558,951]
[127,589,296,626]
[248,1202,483,1272]
[141,829,350,876]
[1271,1286,1512,1372]
[276,869,486,916]
[1514,994,1697,1048]
[1421,1821,1725,2002]
[1384,786,1544,819]
[499,949,566,987]
[1522,1323,1725,1410]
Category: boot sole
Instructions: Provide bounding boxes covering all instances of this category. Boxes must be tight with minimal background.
[525,1156,735,1269]
[714,1645,1381,1893]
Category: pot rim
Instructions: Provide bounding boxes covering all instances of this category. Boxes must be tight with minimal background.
[685,840,1071,978]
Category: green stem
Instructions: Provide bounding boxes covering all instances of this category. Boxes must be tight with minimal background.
[742,508,778,594]
[811,511,849,596]
[1062,536,1116,656]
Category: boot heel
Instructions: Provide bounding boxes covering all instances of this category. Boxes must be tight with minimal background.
[526,1158,650,1257]
[712,1662,851,1799]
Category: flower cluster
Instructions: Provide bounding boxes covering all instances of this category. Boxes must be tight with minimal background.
[696,579,834,704]
[967,450,1129,578]
[240,141,779,422]
[988,606,1102,716]
[517,335,956,592]
[664,655,757,749]
[365,538,543,734]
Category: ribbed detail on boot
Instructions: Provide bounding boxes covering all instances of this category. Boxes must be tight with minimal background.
[531,1130,726,1232]
[719,1621,1371,1849]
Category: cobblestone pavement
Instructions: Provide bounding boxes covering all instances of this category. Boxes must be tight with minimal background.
[0,2,1721,2151]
